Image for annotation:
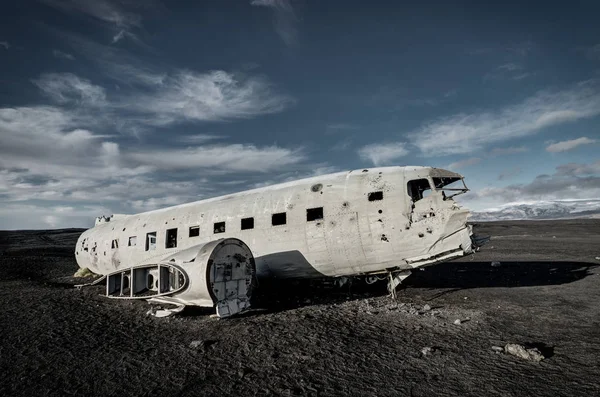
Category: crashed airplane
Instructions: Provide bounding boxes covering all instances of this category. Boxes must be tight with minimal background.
[75,166,477,317]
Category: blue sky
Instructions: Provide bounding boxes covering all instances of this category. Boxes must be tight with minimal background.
[0,0,599,229]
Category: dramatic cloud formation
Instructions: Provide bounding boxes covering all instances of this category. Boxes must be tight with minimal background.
[411,79,600,156]
[0,66,306,228]
[126,70,294,125]
[2,1,600,228]
[545,137,597,152]
[358,142,408,166]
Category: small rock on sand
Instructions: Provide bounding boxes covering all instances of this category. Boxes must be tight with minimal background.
[421,347,434,356]
[504,343,545,362]
[423,304,431,311]
[190,340,203,349]
[453,319,462,325]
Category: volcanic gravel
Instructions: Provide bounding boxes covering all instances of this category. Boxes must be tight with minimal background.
[1,220,599,396]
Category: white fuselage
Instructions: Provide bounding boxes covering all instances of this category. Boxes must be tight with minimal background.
[75,166,474,279]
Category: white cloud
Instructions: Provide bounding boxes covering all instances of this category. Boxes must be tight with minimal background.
[251,0,297,46]
[126,70,294,125]
[32,73,107,107]
[410,79,600,156]
[358,142,409,166]
[545,137,597,152]
[465,161,600,207]
[0,107,132,186]
[446,157,482,170]
[129,144,304,172]
[29,67,292,130]
[112,30,126,43]
[58,36,293,125]
[0,102,310,226]
[0,63,303,229]
[52,49,75,60]
[0,41,9,50]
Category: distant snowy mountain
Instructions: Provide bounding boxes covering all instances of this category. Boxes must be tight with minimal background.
[470,200,600,221]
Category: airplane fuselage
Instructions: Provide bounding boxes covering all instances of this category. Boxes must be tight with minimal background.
[75,166,474,280]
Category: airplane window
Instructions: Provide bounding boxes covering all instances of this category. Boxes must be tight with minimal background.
[111,239,119,249]
[214,222,226,234]
[128,236,137,246]
[307,207,323,221]
[368,191,383,201]
[189,225,200,237]
[431,177,469,199]
[407,179,432,202]
[146,232,157,251]
[272,212,286,226]
[241,217,254,230]
[166,228,177,248]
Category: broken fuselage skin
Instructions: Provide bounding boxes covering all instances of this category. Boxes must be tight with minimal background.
[75,166,474,310]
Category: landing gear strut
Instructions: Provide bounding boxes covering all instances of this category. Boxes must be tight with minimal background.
[387,270,412,299]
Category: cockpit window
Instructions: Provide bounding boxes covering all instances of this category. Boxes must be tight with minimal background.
[432,177,469,198]
[407,179,431,202]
